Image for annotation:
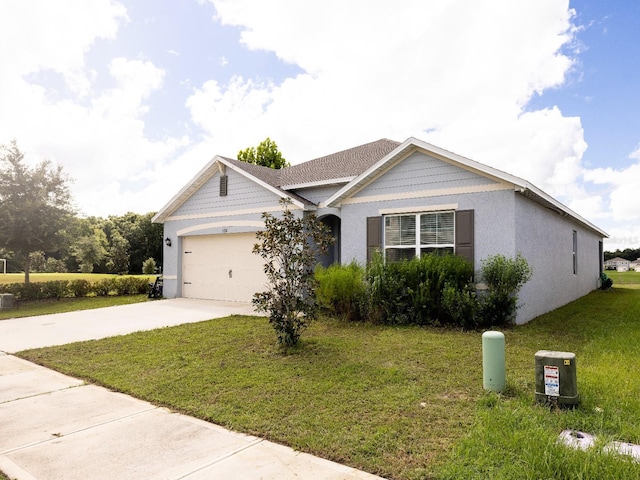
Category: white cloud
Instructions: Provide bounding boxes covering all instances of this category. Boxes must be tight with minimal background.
[192,0,590,205]
[0,1,189,217]
[583,152,640,222]
[1,0,625,234]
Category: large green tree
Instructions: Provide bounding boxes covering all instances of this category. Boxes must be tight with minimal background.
[0,141,75,282]
[237,137,289,169]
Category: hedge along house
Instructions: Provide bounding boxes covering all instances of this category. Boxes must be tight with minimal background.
[153,137,608,324]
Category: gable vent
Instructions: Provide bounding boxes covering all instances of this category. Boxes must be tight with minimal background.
[220,175,228,196]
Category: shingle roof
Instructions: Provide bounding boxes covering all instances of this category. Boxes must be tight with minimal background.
[222,138,401,189]
[280,138,401,186]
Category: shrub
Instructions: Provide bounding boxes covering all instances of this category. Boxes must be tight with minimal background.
[478,254,533,327]
[113,276,149,295]
[315,262,366,321]
[92,278,117,296]
[442,282,480,330]
[41,280,71,299]
[142,257,157,275]
[70,279,92,297]
[365,252,474,326]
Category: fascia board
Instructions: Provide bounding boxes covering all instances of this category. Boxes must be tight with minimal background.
[518,182,609,238]
[280,176,356,190]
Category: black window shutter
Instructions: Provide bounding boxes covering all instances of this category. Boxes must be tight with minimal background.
[455,210,474,266]
[366,216,382,263]
[219,175,228,196]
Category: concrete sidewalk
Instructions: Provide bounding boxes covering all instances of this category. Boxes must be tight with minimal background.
[0,354,384,480]
[0,301,386,479]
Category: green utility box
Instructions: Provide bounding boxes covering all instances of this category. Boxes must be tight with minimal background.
[535,350,578,407]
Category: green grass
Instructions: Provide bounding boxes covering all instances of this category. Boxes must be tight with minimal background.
[607,270,640,286]
[16,281,640,479]
[0,295,149,320]
[0,273,153,285]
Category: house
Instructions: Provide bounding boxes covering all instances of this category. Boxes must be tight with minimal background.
[153,137,608,324]
[605,257,631,271]
[630,258,640,272]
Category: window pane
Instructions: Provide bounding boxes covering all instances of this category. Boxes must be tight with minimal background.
[385,215,416,246]
[420,212,454,245]
[386,248,416,262]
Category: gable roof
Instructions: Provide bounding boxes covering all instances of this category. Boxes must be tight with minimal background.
[153,137,608,239]
[322,137,608,238]
[152,139,399,223]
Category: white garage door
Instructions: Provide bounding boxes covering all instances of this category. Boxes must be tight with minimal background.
[182,233,266,302]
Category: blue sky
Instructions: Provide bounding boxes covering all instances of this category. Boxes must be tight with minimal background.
[1,0,639,251]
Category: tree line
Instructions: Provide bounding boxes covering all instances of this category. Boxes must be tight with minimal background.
[0,140,162,281]
[604,247,640,262]
[0,211,163,277]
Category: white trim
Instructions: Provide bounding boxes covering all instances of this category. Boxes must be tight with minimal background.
[379,204,459,215]
[341,183,511,206]
[280,177,355,190]
[167,204,299,222]
[0,259,6,275]
[162,275,177,280]
[177,220,264,236]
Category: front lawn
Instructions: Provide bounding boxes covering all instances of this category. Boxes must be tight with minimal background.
[18,284,640,479]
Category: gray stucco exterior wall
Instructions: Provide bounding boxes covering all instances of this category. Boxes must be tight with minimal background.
[514,194,602,324]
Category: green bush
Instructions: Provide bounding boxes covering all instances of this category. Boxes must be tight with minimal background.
[365,252,474,326]
[41,280,71,299]
[114,276,148,295]
[478,254,533,327]
[316,262,367,321]
[70,279,92,297]
[92,278,118,296]
[142,257,157,275]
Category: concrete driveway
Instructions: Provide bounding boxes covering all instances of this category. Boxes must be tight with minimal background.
[0,298,258,353]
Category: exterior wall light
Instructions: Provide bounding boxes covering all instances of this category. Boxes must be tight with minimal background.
[165,237,172,247]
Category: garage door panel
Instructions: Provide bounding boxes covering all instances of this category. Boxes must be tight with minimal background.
[182,234,266,302]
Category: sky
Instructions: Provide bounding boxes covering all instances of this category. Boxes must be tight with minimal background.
[1,0,639,252]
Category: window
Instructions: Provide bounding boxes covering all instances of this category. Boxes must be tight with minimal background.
[384,211,454,261]
[572,230,578,275]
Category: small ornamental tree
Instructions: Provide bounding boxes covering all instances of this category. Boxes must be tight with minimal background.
[253,198,332,346]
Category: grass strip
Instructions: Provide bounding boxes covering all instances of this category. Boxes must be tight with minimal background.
[0,295,149,321]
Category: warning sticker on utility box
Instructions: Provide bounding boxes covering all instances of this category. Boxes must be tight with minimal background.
[544,365,560,396]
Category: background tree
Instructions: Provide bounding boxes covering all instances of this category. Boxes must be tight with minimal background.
[252,199,332,347]
[0,140,75,282]
[106,230,130,274]
[237,137,289,169]
[73,228,108,273]
[109,212,163,273]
